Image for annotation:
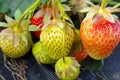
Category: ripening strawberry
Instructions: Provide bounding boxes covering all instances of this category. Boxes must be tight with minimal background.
[40,20,75,60]
[80,0,120,60]
[71,29,88,62]
[0,13,32,58]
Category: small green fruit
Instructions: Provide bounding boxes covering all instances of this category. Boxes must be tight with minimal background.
[55,57,80,80]
[32,41,57,64]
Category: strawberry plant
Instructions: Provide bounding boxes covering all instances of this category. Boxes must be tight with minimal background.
[0,0,120,80]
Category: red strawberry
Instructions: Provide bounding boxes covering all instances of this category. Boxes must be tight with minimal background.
[71,29,88,61]
[73,47,88,62]
[80,0,120,60]
[31,16,44,39]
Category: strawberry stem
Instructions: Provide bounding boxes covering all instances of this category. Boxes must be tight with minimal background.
[17,0,41,28]
[92,0,120,6]
[52,0,57,20]
[99,0,107,14]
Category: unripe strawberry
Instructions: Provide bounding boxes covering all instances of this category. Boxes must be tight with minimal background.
[0,15,33,58]
[40,20,75,60]
[55,57,80,80]
[32,41,57,64]
[0,27,32,58]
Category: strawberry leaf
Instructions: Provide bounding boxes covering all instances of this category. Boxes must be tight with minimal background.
[0,22,8,27]
[81,57,104,70]
[14,9,22,21]
[41,0,47,4]
[29,25,40,31]
[5,15,15,24]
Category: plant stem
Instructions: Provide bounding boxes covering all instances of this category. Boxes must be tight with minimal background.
[99,0,107,14]
[91,0,119,6]
[101,0,107,11]
[17,0,41,28]
[52,0,57,20]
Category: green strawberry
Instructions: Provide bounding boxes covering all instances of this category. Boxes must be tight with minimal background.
[32,41,57,64]
[0,14,32,58]
[40,20,75,60]
[55,57,80,80]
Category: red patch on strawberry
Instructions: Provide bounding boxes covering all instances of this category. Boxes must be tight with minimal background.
[73,48,88,62]
[31,16,44,39]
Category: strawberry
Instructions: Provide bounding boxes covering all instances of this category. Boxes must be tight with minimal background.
[32,41,57,64]
[31,16,44,39]
[80,0,120,60]
[0,12,33,58]
[55,57,80,80]
[71,29,88,61]
[40,20,75,60]
[31,5,60,39]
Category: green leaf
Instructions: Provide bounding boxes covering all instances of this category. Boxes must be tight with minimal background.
[0,0,11,13]
[29,25,40,31]
[41,0,47,4]
[81,57,104,70]
[0,22,8,27]
[5,15,15,24]
[14,9,22,21]
[43,13,51,24]
[0,0,35,17]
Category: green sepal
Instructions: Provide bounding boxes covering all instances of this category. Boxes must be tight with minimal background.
[78,7,92,13]
[85,11,97,20]
[13,34,20,47]
[0,33,13,40]
[43,13,51,24]
[62,4,71,11]
[103,12,115,23]
[5,15,15,24]
[21,34,28,46]
[84,0,95,7]
[29,25,40,31]
[0,22,8,27]
[80,57,104,70]
[14,9,22,21]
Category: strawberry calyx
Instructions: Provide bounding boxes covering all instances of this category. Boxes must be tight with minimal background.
[79,0,120,24]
